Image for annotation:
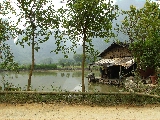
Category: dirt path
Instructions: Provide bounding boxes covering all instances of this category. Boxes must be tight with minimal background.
[0,103,160,120]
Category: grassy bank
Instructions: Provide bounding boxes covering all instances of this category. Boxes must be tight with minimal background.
[0,91,160,106]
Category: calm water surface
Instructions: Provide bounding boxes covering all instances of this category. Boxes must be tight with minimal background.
[0,71,120,92]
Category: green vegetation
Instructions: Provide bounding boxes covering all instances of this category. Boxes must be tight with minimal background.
[0,9,18,72]
[57,54,93,68]
[18,64,58,70]
[119,0,160,74]
[0,92,159,106]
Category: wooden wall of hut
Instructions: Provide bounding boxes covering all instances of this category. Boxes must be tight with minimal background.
[103,47,131,59]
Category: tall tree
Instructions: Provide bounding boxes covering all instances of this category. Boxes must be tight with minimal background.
[118,0,160,75]
[57,0,119,92]
[5,0,59,90]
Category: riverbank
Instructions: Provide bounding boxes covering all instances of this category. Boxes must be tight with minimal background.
[0,103,160,120]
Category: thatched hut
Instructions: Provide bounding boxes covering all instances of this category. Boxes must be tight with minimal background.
[95,42,136,79]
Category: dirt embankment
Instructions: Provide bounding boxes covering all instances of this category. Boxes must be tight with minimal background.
[0,103,160,120]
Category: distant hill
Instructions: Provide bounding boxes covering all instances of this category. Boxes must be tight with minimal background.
[6,0,146,64]
[7,32,73,64]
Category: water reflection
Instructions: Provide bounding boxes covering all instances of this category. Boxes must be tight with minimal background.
[88,83,120,92]
[72,71,82,77]
[0,71,120,92]
[66,73,70,78]
[61,73,65,77]
[32,71,58,77]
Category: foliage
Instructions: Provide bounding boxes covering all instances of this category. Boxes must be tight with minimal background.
[14,0,59,48]
[58,58,75,68]
[57,0,119,92]
[35,64,57,70]
[18,64,57,70]
[118,0,160,72]
[73,54,95,66]
[0,3,19,72]
[57,0,119,55]
[130,35,160,70]
[73,54,82,64]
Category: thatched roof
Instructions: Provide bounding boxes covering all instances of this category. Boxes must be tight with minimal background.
[95,57,134,68]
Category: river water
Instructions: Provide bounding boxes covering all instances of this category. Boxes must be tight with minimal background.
[0,70,120,92]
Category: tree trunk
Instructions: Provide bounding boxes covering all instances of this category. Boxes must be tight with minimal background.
[27,32,35,91]
[27,21,35,91]
[82,34,86,92]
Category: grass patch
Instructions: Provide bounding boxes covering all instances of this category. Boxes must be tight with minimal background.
[0,91,159,106]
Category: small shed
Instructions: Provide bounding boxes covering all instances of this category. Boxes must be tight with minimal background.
[95,42,136,79]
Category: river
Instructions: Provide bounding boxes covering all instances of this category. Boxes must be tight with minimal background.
[0,70,121,92]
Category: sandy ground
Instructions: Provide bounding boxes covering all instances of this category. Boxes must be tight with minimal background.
[0,103,160,120]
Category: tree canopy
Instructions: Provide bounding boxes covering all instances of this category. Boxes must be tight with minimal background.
[0,2,18,71]
[119,0,160,75]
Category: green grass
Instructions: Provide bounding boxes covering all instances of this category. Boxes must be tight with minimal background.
[0,91,159,106]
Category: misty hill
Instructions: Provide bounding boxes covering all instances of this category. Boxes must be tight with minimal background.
[7,32,73,64]
[6,0,146,64]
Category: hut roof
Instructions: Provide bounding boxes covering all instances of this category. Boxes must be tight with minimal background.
[95,57,134,68]
[98,42,129,57]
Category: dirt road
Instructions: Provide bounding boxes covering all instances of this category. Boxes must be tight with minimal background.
[0,103,160,120]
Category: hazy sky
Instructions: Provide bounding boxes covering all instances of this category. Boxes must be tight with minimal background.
[1,0,159,28]
[1,0,159,34]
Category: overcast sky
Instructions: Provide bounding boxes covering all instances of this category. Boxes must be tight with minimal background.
[1,0,159,39]
[1,0,159,29]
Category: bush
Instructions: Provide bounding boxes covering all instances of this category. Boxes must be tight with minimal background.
[18,64,57,70]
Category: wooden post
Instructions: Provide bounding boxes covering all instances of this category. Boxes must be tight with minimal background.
[119,65,122,79]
